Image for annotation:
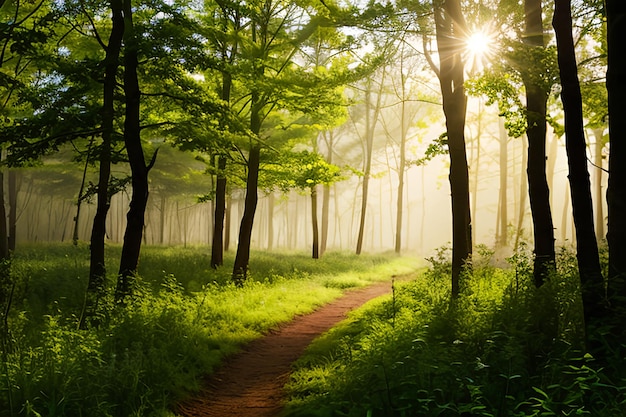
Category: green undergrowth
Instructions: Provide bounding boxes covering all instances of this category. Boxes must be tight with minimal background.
[0,243,420,417]
[284,245,626,417]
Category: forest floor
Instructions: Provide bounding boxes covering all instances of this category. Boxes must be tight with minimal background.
[176,279,401,417]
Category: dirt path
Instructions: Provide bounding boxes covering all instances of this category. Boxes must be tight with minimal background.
[176,279,400,417]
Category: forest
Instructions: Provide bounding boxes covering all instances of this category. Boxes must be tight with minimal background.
[1,0,626,416]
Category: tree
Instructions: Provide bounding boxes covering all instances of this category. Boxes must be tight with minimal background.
[0,0,50,257]
[114,0,157,304]
[605,0,626,301]
[522,0,556,287]
[353,72,385,256]
[230,0,350,283]
[431,0,472,296]
[84,0,125,316]
[552,0,605,339]
[270,150,342,258]
[111,0,219,302]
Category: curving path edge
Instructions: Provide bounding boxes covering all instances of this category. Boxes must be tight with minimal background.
[176,278,404,417]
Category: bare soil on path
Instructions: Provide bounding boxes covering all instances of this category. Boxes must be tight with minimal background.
[176,279,401,417]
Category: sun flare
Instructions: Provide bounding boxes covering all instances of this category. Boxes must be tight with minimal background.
[467,32,491,55]
[465,29,495,72]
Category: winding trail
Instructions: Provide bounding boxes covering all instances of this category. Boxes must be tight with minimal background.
[176,278,402,417]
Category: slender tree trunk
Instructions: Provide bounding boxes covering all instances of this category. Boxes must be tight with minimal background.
[267,192,274,251]
[395,90,408,254]
[434,0,472,296]
[514,136,529,250]
[211,155,227,268]
[116,0,157,304]
[0,169,8,260]
[321,183,330,255]
[232,142,260,285]
[523,0,555,287]
[73,139,93,245]
[7,169,16,251]
[497,119,509,248]
[593,128,605,242]
[356,87,374,255]
[211,53,233,265]
[356,75,385,255]
[605,0,626,297]
[320,131,333,256]
[311,186,319,259]
[553,0,606,330]
[159,195,166,244]
[224,195,231,251]
[81,0,123,328]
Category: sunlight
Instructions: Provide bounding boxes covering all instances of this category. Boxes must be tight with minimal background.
[467,31,491,55]
[465,29,495,73]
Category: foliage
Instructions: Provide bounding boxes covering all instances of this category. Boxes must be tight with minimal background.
[265,149,344,194]
[284,245,626,417]
[466,71,527,138]
[0,243,419,416]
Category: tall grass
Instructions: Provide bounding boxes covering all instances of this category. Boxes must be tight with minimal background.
[0,243,419,417]
[284,244,626,417]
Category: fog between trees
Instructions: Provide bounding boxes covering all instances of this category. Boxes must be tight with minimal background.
[0,0,612,276]
[8,92,598,259]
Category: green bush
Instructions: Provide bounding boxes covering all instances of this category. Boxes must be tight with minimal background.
[284,245,626,417]
[1,244,418,417]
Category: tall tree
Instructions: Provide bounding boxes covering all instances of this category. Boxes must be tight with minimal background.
[231,0,350,282]
[552,0,605,336]
[84,0,124,322]
[522,0,556,287]
[432,0,472,296]
[202,0,244,269]
[354,73,385,256]
[115,0,159,304]
[605,0,626,300]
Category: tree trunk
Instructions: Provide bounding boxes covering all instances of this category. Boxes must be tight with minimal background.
[497,118,508,248]
[211,155,227,268]
[605,0,626,297]
[395,87,408,254]
[356,75,385,255]
[73,139,93,245]
[514,135,529,250]
[116,0,156,304]
[81,0,123,328]
[553,0,606,330]
[232,143,260,285]
[356,85,376,255]
[434,0,472,297]
[523,0,556,287]
[311,186,319,259]
[593,128,605,242]
[267,192,274,251]
[0,169,8,260]
[320,131,333,256]
[224,194,231,251]
[7,169,16,251]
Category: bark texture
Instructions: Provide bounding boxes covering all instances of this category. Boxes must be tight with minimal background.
[116,0,155,304]
[523,0,555,287]
[211,155,227,269]
[434,0,472,296]
[232,143,260,285]
[553,0,606,330]
[311,187,319,259]
[605,0,626,297]
[82,0,123,327]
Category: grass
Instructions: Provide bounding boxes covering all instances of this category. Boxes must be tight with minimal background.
[0,243,420,417]
[283,244,626,417]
